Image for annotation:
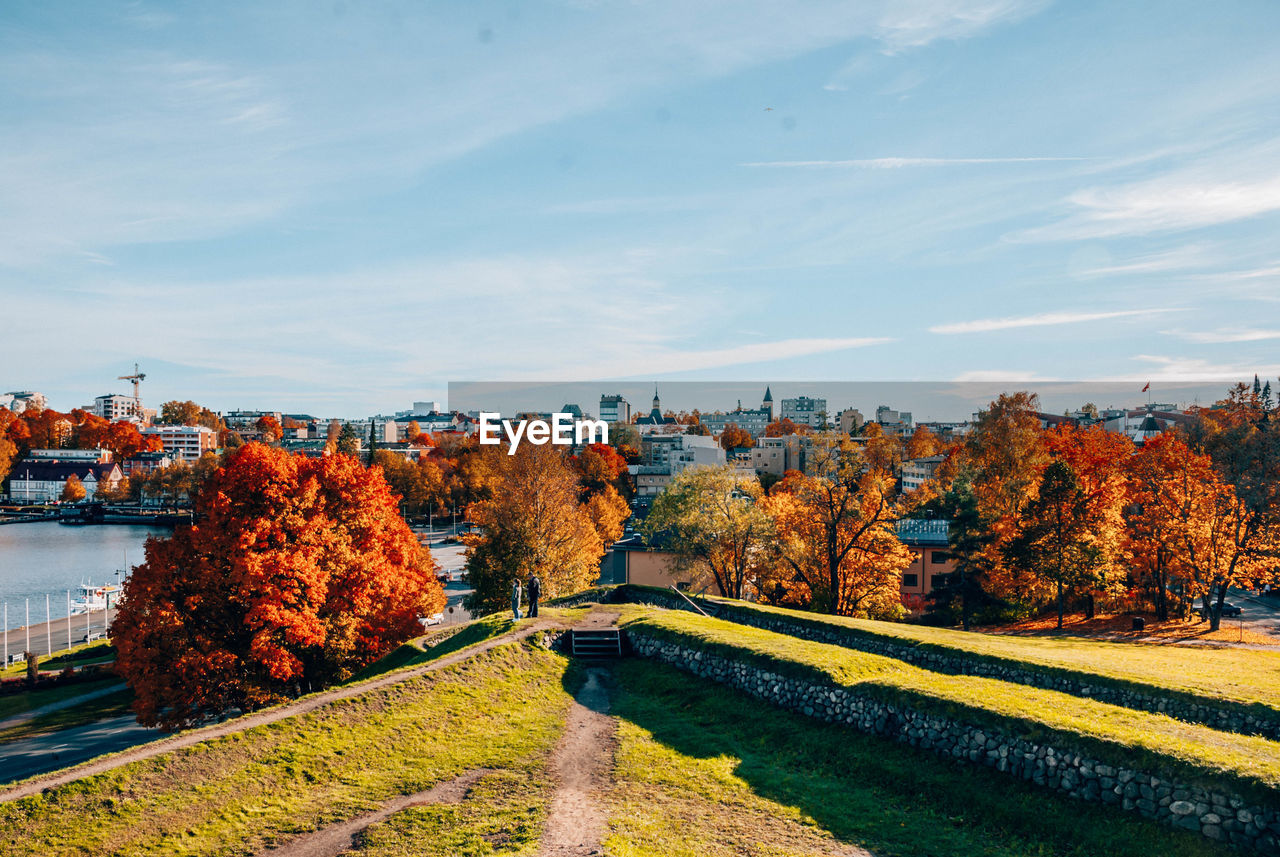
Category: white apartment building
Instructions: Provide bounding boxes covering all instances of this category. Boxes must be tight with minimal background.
[92,393,139,421]
[141,425,218,462]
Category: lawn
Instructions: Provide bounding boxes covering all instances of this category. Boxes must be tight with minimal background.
[619,607,1280,803]
[624,586,1280,712]
[0,641,576,857]
[0,642,116,680]
[605,658,1234,857]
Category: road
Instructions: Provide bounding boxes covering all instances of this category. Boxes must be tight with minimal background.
[426,540,474,625]
[1228,588,1280,638]
[2,608,112,663]
[0,713,158,784]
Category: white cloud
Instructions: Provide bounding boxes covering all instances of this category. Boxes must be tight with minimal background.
[1161,328,1280,344]
[931,308,1181,335]
[873,0,1049,52]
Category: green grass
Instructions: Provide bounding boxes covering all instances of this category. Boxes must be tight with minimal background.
[624,585,1280,713]
[606,658,1233,857]
[0,676,121,721]
[0,642,116,680]
[0,641,576,856]
[0,688,134,745]
[619,606,1280,805]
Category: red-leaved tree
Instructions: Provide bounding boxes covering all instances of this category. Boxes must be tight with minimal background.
[114,443,445,729]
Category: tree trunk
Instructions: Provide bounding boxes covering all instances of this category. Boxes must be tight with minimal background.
[1211,585,1228,632]
[1056,580,1064,630]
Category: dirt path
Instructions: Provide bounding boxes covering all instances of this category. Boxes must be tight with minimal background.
[0,620,555,803]
[261,768,494,857]
[539,666,617,857]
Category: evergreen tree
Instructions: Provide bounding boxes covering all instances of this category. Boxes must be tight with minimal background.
[367,418,379,465]
[336,422,359,457]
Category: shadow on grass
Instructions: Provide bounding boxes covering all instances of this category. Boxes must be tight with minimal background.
[591,659,1233,857]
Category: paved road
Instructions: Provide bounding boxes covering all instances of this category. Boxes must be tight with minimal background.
[0,713,159,785]
[428,541,473,625]
[2,608,112,663]
[1227,588,1280,638]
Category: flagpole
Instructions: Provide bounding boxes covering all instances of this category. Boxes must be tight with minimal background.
[67,591,71,651]
[46,594,51,656]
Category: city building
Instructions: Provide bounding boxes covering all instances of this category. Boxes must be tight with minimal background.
[222,410,283,430]
[780,395,827,428]
[896,519,956,601]
[634,388,678,430]
[751,435,808,478]
[141,425,218,462]
[7,452,123,502]
[837,408,864,436]
[901,454,947,493]
[633,433,724,496]
[121,450,178,477]
[875,405,913,435]
[599,394,631,425]
[91,393,139,421]
[700,387,774,438]
[2,391,47,414]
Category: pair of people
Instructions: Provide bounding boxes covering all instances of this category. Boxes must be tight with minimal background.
[511,573,541,620]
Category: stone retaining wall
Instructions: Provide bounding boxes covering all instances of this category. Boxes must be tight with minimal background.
[628,629,1280,854]
[619,586,1280,740]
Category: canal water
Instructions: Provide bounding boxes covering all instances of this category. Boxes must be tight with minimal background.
[0,521,171,630]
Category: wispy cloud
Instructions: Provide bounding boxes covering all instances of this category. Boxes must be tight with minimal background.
[873,0,1049,52]
[1075,244,1218,278]
[931,308,1182,335]
[1161,328,1280,344]
[1011,153,1280,242]
[1132,355,1280,382]
[742,157,1086,168]
[556,337,896,380]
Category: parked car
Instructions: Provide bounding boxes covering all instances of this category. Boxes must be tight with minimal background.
[1220,602,1243,617]
[423,612,445,627]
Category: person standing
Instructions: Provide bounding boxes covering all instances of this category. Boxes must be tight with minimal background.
[527,574,541,618]
[511,578,522,621]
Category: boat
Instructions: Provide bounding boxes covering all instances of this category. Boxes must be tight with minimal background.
[69,581,122,615]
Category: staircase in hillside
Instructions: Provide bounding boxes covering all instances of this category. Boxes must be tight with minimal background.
[570,628,624,658]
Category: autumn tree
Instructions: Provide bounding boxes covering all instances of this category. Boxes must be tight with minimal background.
[113,443,444,729]
[463,443,604,613]
[948,392,1048,605]
[158,400,225,437]
[641,465,775,599]
[255,414,283,443]
[1125,433,1190,620]
[718,423,754,451]
[761,435,912,617]
[61,474,87,502]
[1043,424,1133,614]
[1004,460,1105,629]
[0,434,16,488]
[905,425,946,460]
[765,418,808,437]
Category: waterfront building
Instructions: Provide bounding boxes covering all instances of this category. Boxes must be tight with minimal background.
[8,455,124,502]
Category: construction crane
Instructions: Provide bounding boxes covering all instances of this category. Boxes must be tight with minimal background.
[117,363,146,416]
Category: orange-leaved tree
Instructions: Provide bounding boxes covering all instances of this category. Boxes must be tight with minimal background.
[761,435,913,617]
[718,423,754,451]
[113,443,444,729]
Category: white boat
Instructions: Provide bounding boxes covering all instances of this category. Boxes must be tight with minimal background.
[69,581,122,615]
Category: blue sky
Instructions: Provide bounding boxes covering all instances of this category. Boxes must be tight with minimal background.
[2,1,1278,417]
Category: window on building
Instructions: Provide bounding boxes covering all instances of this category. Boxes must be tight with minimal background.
[902,573,919,587]
[930,574,949,589]
[931,551,951,564]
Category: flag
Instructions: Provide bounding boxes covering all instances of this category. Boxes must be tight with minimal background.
[1141,382,1150,393]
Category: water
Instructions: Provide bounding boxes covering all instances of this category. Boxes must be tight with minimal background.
[0,521,171,630]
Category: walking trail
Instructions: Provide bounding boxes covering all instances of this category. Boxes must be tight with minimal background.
[539,610,620,857]
[260,768,495,857]
[0,619,555,803]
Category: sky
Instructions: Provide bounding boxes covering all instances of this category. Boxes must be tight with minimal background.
[2,0,1279,418]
